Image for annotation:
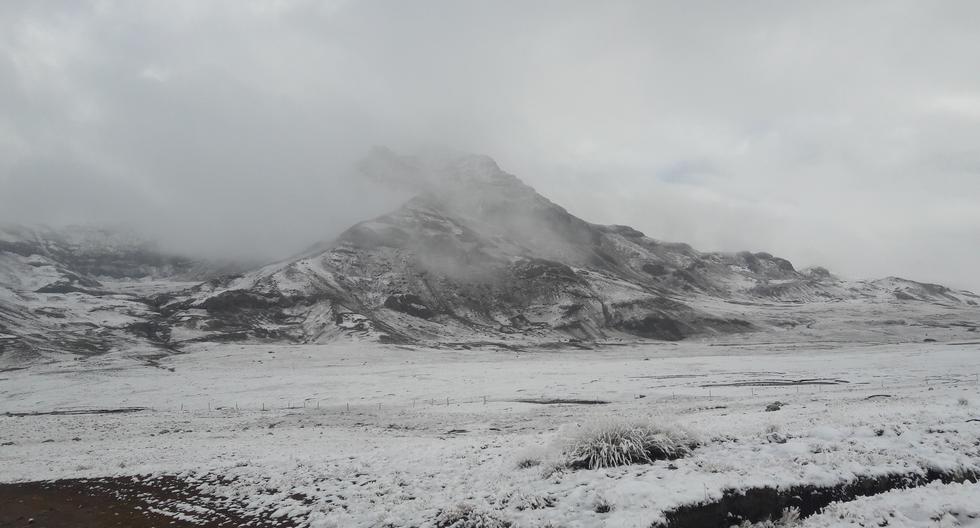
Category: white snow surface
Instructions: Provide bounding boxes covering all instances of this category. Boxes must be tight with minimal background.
[2,341,979,527]
[799,480,980,527]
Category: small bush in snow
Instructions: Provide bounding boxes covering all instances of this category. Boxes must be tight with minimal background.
[736,507,801,527]
[434,504,511,528]
[593,496,613,513]
[515,456,541,469]
[958,397,969,406]
[560,420,697,470]
[766,431,788,444]
[540,460,567,480]
[502,491,556,511]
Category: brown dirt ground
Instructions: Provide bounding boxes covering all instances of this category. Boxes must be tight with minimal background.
[0,476,292,528]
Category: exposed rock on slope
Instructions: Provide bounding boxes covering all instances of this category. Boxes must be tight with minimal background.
[0,225,242,364]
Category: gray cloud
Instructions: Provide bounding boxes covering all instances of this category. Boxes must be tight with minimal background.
[1,1,979,290]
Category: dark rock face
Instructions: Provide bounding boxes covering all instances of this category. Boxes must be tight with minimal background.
[615,315,688,341]
[512,259,580,283]
[895,291,917,301]
[384,294,435,319]
[642,263,668,276]
[199,291,293,311]
[34,272,104,294]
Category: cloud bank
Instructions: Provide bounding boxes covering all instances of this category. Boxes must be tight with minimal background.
[1,1,979,290]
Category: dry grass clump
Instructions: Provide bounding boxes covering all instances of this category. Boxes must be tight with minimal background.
[434,504,511,528]
[501,491,557,511]
[735,507,801,527]
[560,419,698,470]
[515,456,541,469]
[593,496,613,513]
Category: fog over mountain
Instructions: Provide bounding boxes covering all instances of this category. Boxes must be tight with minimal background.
[1,1,979,291]
[5,5,980,525]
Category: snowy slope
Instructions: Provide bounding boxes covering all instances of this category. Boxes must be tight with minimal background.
[0,225,240,365]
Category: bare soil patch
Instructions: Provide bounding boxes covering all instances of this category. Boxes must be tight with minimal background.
[0,476,294,528]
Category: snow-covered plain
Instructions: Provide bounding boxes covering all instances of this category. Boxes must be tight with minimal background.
[2,341,979,527]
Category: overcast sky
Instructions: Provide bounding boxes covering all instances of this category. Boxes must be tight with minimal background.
[1,1,979,291]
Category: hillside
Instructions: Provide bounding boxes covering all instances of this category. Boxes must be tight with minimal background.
[149,149,980,347]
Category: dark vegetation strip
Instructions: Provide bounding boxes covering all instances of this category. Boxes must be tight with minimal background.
[700,378,848,388]
[4,407,149,417]
[512,398,610,405]
[652,468,980,528]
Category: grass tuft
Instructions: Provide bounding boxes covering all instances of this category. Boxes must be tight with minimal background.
[515,457,541,469]
[434,504,511,528]
[559,419,698,470]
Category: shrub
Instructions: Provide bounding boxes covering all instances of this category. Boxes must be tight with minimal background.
[540,460,567,480]
[958,397,969,406]
[560,419,698,470]
[434,504,511,528]
[735,507,801,527]
[515,456,541,469]
[502,491,556,511]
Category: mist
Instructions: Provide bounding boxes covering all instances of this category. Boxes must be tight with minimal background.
[1,1,979,290]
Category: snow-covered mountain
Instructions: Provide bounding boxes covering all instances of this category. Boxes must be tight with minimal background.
[2,150,978,364]
[148,149,979,347]
[0,225,243,365]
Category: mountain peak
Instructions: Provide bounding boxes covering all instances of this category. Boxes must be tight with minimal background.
[443,153,505,183]
[360,147,531,195]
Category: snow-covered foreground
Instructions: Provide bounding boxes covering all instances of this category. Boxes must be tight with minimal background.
[2,341,979,527]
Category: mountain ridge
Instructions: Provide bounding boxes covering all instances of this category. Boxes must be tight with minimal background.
[152,150,979,346]
[1,150,978,365]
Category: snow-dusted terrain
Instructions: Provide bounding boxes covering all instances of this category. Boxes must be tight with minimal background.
[2,150,979,526]
[3,151,979,364]
[0,224,241,366]
[2,340,979,527]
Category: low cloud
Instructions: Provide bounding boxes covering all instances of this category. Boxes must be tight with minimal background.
[1,1,978,290]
